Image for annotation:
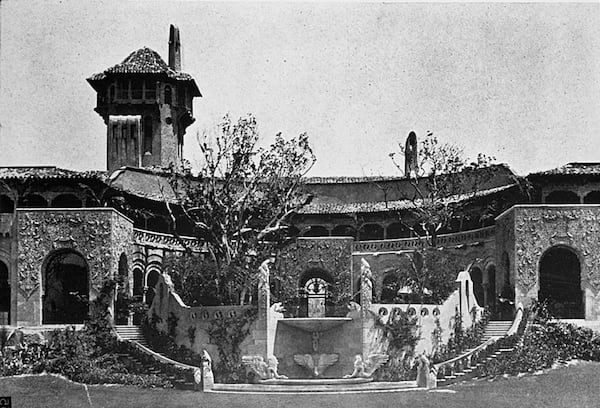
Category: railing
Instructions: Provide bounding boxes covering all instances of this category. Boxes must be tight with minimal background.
[353,226,495,253]
[433,304,524,385]
[133,228,206,252]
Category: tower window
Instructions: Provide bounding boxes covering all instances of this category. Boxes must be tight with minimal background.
[108,85,116,102]
[117,80,129,99]
[145,81,156,101]
[164,85,172,105]
[131,80,143,99]
[143,116,153,154]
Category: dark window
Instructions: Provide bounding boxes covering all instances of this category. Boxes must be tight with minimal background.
[386,222,409,239]
[19,194,47,208]
[117,80,129,99]
[108,85,116,102]
[303,225,329,237]
[51,194,82,208]
[145,81,156,100]
[358,224,384,241]
[143,116,153,154]
[164,85,172,105]
[0,195,14,213]
[331,225,356,238]
[0,261,10,323]
[545,190,580,204]
[583,191,600,204]
[131,79,143,99]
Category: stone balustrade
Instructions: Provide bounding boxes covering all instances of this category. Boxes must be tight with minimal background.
[353,226,495,253]
[133,228,206,252]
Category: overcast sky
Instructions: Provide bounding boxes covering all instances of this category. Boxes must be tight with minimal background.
[1,1,599,177]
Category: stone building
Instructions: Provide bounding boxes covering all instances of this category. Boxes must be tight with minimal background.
[1,26,599,332]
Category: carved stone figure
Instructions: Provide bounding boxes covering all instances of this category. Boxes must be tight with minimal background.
[415,353,436,388]
[266,355,288,379]
[201,349,214,390]
[242,355,287,381]
[293,353,339,377]
[343,354,389,378]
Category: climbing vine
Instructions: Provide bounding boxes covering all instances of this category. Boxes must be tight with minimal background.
[373,308,420,381]
[207,308,258,383]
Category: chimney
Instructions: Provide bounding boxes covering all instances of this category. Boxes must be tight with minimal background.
[405,131,418,178]
[168,24,181,71]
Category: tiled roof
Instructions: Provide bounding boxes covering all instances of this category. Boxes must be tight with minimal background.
[304,175,404,184]
[298,184,518,214]
[0,166,107,181]
[88,47,195,82]
[529,162,600,177]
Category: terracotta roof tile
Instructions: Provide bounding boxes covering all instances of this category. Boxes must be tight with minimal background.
[0,166,107,181]
[530,162,600,177]
[88,47,197,83]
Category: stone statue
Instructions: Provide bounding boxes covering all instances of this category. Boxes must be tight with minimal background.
[242,355,288,382]
[258,259,272,292]
[415,353,436,389]
[266,355,288,379]
[293,353,339,377]
[200,349,214,390]
[343,354,389,378]
[360,258,373,311]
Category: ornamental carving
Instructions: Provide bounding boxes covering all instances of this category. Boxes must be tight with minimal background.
[275,238,353,302]
[514,207,600,293]
[352,226,495,253]
[133,228,204,252]
[17,210,133,298]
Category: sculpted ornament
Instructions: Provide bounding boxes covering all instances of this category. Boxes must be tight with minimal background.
[343,354,389,378]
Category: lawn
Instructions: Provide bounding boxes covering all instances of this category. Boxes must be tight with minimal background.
[1,361,598,408]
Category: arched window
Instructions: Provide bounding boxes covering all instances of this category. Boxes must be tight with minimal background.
[19,194,48,208]
[331,225,356,238]
[583,191,600,204]
[164,85,172,105]
[147,216,169,233]
[469,266,484,307]
[143,116,153,155]
[302,225,329,237]
[386,222,409,239]
[0,195,14,213]
[0,261,9,325]
[299,268,333,317]
[358,224,384,241]
[51,194,82,208]
[145,269,160,307]
[43,250,89,324]
[545,190,580,204]
[131,79,143,99]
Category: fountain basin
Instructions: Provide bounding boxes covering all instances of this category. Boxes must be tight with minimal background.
[259,377,372,386]
[278,317,352,332]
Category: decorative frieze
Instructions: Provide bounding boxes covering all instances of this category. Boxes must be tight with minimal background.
[133,228,205,252]
[352,226,495,253]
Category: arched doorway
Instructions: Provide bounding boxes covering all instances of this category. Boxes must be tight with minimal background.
[539,247,583,319]
[115,254,129,324]
[43,250,89,324]
[469,266,484,308]
[145,269,160,307]
[0,261,10,325]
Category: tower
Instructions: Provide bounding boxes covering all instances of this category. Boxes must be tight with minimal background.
[87,25,201,172]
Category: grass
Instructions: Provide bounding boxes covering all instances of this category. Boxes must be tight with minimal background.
[1,361,599,408]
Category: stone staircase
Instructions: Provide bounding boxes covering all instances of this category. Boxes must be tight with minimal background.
[115,325,148,346]
[482,320,513,341]
[114,325,197,390]
[435,319,517,386]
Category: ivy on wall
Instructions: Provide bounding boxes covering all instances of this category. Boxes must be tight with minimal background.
[207,308,258,383]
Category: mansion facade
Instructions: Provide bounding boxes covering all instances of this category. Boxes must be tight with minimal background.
[1,27,600,328]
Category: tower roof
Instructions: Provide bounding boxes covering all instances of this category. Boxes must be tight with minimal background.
[87,47,201,96]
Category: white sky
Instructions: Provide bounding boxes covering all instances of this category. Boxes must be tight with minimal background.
[1,1,599,177]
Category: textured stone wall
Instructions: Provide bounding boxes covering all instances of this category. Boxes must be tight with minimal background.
[507,206,600,318]
[16,209,133,325]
